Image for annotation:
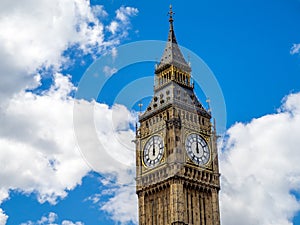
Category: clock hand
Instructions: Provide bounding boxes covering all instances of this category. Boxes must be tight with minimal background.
[196,138,199,154]
[152,137,155,156]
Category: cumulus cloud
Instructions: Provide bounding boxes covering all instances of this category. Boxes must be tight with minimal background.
[290,43,300,55]
[0,209,8,225]
[107,6,138,36]
[0,74,136,223]
[86,178,137,225]
[0,74,88,205]
[0,0,138,102]
[101,185,137,224]
[220,92,300,225]
[20,212,84,225]
[0,1,139,224]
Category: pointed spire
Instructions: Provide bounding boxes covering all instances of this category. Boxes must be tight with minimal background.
[168,5,177,43]
[155,5,191,74]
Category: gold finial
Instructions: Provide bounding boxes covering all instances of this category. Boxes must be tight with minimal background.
[168,4,175,23]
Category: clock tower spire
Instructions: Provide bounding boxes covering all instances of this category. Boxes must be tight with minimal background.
[167,5,176,43]
[136,6,221,225]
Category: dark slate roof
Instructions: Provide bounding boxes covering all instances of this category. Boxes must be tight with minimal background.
[155,10,191,73]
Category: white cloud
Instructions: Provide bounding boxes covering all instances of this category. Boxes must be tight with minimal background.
[20,212,84,225]
[0,74,136,223]
[86,177,137,225]
[103,65,118,77]
[101,185,138,225]
[38,212,57,224]
[116,6,139,23]
[111,47,118,60]
[107,6,138,36]
[72,99,136,180]
[0,74,89,205]
[0,0,138,102]
[107,21,119,35]
[290,43,300,55]
[0,1,139,224]
[0,209,8,225]
[220,92,300,225]
[91,5,108,18]
[61,221,83,225]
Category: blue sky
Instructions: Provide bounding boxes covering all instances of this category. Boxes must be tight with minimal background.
[0,0,300,225]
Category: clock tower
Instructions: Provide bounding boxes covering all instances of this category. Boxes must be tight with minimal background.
[136,6,221,225]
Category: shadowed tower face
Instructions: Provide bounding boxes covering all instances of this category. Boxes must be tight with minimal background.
[136,5,221,225]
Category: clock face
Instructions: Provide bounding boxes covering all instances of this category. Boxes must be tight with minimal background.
[185,133,210,165]
[143,135,164,168]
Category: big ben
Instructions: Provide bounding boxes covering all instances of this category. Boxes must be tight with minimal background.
[136,5,221,225]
